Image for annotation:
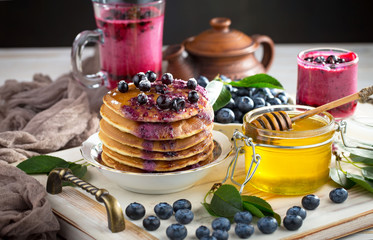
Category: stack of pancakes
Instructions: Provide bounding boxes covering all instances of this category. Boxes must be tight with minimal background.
[99,79,215,173]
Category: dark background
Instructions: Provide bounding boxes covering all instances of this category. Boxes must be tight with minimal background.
[0,0,372,48]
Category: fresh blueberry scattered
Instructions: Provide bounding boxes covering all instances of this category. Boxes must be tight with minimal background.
[166,223,188,240]
[187,78,198,90]
[195,225,210,239]
[155,84,166,94]
[197,75,209,88]
[219,74,231,83]
[142,215,160,231]
[257,216,278,234]
[234,211,253,224]
[329,188,348,203]
[237,96,254,113]
[200,236,217,240]
[172,97,186,112]
[253,97,266,108]
[302,194,320,210]
[212,229,229,240]
[216,108,235,124]
[161,73,174,85]
[145,70,157,82]
[235,223,254,238]
[276,92,288,104]
[156,95,172,110]
[132,72,146,87]
[233,108,243,122]
[125,202,145,220]
[154,202,173,220]
[224,98,235,109]
[173,199,192,213]
[117,80,128,93]
[175,209,194,225]
[188,90,199,103]
[237,88,251,97]
[211,217,231,231]
[266,97,282,106]
[138,79,151,92]
[286,206,307,220]
[283,215,303,231]
[137,93,148,105]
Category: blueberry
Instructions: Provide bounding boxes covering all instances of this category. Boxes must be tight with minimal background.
[234,211,253,224]
[173,199,192,213]
[175,209,194,224]
[211,217,231,231]
[125,202,145,220]
[225,84,233,92]
[132,72,146,87]
[166,223,187,240]
[197,75,209,88]
[224,98,235,109]
[302,194,320,210]
[276,92,288,104]
[235,223,254,238]
[195,225,210,239]
[220,74,231,83]
[154,202,173,220]
[253,88,273,100]
[200,237,217,240]
[266,97,282,106]
[237,96,254,113]
[314,56,325,63]
[137,93,148,105]
[212,229,228,240]
[283,215,303,231]
[155,84,166,94]
[247,87,256,97]
[142,215,160,231]
[237,88,251,96]
[253,97,266,109]
[233,109,243,123]
[145,70,157,82]
[304,57,313,62]
[338,58,346,63]
[117,80,128,93]
[161,73,174,85]
[230,92,238,99]
[187,78,198,90]
[286,206,307,220]
[188,90,199,103]
[329,188,348,203]
[172,97,186,112]
[138,79,151,92]
[326,55,338,64]
[156,95,172,110]
[230,87,238,93]
[216,108,235,124]
[257,216,278,234]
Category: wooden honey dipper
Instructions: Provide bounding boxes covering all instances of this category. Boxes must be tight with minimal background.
[250,85,373,130]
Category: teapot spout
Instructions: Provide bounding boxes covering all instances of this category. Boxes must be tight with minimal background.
[163,44,195,80]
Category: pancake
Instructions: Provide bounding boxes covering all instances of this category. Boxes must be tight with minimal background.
[101,142,214,172]
[99,130,213,160]
[101,103,214,140]
[103,79,209,122]
[100,119,213,151]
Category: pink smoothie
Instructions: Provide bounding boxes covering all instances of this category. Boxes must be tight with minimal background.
[95,7,164,89]
[296,49,358,119]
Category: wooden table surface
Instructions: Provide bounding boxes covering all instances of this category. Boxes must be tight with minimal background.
[1,43,373,239]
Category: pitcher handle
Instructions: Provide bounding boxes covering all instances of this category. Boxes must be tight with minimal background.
[71,29,106,88]
[252,34,275,72]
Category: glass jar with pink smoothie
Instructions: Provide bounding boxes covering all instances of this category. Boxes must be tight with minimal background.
[296,48,359,119]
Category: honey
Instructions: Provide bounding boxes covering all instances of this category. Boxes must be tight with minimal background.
[243,105,335,195]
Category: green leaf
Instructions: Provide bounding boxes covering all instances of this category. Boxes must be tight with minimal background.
[205,80,232,111]
[362,167,373,181]
[209,184,243,218]
[228,73,283,89]
[202,203,219,217]
[347,173,373,193]
[350,154,373,166]
[68,162,88,179]
[242,202,264,218]
[329,168,356,189]
[17,155,69,174]
[242,195,281,225]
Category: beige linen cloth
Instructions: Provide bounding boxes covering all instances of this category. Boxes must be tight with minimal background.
[0,53,107,239]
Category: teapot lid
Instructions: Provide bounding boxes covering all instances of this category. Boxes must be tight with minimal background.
[184,17,258,57]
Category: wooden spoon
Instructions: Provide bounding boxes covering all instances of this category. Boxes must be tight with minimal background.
[250,85,373,130]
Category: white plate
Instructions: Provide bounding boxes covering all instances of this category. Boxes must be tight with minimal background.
[81,131,232,194]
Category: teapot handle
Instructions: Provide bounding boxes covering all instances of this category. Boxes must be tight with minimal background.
[252,34,275,72]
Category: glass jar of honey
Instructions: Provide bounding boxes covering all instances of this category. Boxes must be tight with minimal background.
[242,105,336,195]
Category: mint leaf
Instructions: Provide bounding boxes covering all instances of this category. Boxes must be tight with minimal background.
[362,167,373,181]
[229,73,283,89]
[209,184,243,218]
[350,154,373,166]
[17,155,69,174]
[347,172,373,193]
[329,168,356,189]
[242,202,264,218]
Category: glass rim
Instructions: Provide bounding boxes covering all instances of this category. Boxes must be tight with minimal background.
[297,47,359,66]
[92,0,165,7]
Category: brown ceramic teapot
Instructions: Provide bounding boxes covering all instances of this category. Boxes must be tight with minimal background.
[163,17,275,81]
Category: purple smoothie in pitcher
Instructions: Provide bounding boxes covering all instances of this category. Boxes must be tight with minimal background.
[94,3,164,89]
[296,48,358,119]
